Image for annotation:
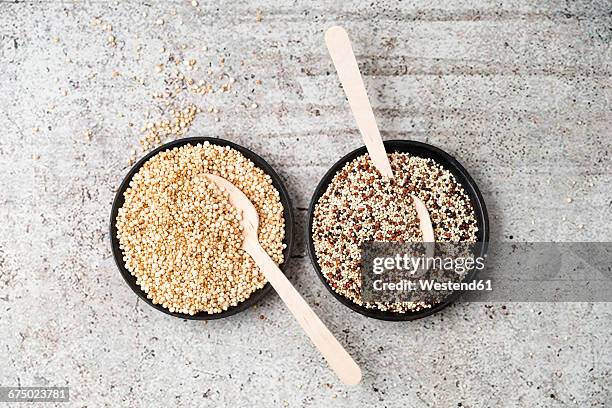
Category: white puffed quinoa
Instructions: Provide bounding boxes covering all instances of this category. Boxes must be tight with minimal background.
[312,152,478,313]
[116,143,285,315]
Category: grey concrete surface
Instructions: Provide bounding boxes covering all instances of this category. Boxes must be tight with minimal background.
[0,0,611,406]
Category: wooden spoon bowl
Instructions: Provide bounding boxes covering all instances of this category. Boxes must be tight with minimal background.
[205,173,362,385]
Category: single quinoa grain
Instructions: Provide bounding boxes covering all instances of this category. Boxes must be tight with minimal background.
[116,142,285,315]
[312,152,478,313]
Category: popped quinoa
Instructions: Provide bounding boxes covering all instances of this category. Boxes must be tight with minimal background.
[312,152,478,313]
[116,142,286,315]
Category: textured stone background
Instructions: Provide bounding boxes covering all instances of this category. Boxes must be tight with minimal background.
[0,1,610,406]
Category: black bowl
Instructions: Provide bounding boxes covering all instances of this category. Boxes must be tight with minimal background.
[306,140,489,321]
[110,137,294,320]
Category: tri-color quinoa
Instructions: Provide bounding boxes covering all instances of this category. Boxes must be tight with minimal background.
[312,152,478,313]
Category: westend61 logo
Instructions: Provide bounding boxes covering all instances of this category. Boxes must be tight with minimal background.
[361,241,612,304]
[371,252,488,292]
[360,241,489,305]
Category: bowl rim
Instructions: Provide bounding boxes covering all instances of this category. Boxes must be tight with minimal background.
[306,139,489,321]
[109,136,295,320]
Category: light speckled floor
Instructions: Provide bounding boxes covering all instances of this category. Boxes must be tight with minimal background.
[0,1,610,406]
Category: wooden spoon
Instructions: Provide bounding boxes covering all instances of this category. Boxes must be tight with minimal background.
[203,173,362,386]
[325,26,435,244]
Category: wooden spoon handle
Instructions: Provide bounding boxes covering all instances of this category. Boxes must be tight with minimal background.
[326,26,436,243]
[246,242,362,385]
[325,25,393,178]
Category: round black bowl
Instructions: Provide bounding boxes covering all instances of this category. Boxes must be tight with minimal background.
[110,137,294,320]
[307,140,489,321]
